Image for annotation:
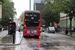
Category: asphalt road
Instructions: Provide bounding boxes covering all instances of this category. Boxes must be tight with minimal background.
[0,31,75,50]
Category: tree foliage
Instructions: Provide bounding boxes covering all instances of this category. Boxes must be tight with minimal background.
[41,2,60,26]
[47,0,75,18]
[20,12,24,22]
[0,0,4,3]
[46,0,75,34]
[41,19,45,26]
[1,0,16,26]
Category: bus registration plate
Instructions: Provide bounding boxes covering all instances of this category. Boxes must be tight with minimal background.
[30,35,34,36]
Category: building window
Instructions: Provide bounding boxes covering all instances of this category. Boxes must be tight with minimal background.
[41,0,46,3]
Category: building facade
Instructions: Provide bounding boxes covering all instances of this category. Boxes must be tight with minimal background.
[34,0,46,3]
[34,0,46,10]
[34,3,44,11]
[60,13,75,30]
[34,0,41,3]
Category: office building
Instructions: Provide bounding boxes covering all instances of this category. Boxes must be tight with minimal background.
[34,0,46,11]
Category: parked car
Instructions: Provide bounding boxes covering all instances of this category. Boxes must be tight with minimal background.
[47,26,55,33]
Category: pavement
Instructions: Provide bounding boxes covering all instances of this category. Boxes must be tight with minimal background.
[59,31,75,37]
[44,30,75,37]
[0,30,23,45]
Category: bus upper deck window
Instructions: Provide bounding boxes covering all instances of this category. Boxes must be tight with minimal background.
[34,15,37,17]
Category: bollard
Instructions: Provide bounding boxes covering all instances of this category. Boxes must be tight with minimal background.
[13,33,15,44]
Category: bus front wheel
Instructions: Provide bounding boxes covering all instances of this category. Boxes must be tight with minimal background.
[23,36,27,38]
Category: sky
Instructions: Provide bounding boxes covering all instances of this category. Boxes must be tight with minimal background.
[12,0,34,18]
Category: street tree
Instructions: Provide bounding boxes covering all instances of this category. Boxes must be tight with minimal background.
[20,12,24,22]
[47,0,75,35]
[1,0,16,26]
[0,0,4,3]
[41,19,45,26]
[41,2,60,26]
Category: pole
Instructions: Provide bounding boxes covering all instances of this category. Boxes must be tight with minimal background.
[13,33,15,44]
[65,16,68,35]
[66,16,67,30]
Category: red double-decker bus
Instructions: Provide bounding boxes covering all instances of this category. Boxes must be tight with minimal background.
[23,10,41,38]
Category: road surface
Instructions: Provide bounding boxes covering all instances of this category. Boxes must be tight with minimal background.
[0,30,75,50]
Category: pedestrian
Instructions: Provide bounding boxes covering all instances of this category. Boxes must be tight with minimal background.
[71,27,73,32]
[69,27,73,36]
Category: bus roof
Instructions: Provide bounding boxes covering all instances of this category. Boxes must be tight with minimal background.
[25,10,40,13]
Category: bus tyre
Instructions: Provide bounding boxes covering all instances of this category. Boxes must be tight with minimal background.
[36,36,39,38]
[54,31,55,34]
[23,36,27,38]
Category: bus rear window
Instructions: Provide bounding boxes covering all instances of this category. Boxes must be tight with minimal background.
[25,13,39,20]
[26,21,39,29]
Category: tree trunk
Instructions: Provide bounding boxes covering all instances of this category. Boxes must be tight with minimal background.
[65,16,68,35]
[69,17,72,35]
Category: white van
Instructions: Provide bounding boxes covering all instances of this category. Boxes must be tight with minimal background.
[47,26,55,33]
